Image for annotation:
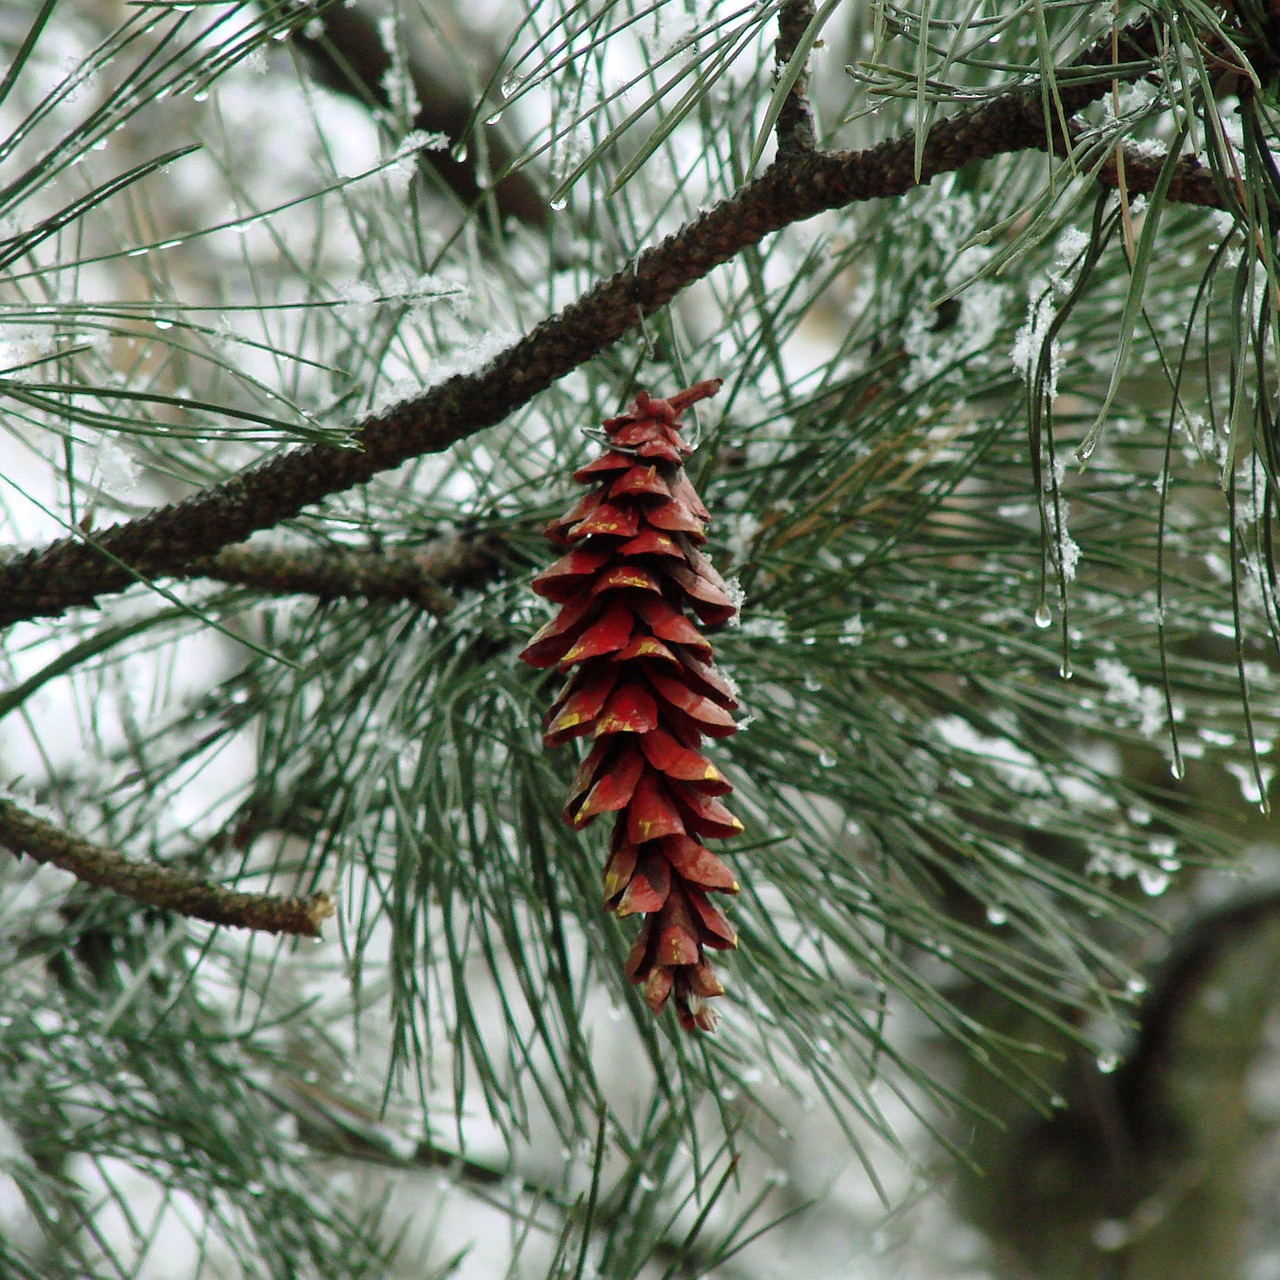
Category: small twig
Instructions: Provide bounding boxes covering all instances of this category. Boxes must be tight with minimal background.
[1110,5,1138,269]
[0,13,1246,633]
[0,798,334,937]
[189,535,503,615]
[774,0,818,153]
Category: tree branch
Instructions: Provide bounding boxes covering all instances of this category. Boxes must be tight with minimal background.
[0,13,1227,633]
[0,798,334,937]
[1096,139,1228,209]
[774,0,818,154]
[189,534,503,615]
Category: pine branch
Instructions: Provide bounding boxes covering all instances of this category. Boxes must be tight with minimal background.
[189,534,503,614]
[0,798,334,936]
[774,0,818,154]
[0,11,1244,633]
[1095,139,1227,209]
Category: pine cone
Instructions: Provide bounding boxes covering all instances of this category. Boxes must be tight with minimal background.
[520,380,742,1033]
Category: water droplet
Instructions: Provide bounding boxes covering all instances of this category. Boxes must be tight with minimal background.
[1170,755,1186,780]
[193,90,209,103]
[154,318,174,330]
[1138,866,1170,896]
[1092,1219,1130,1251]
[549,193,568,211]
[1034,600,1053,628]
[501,72,520,98]
[452,142,469,162]
[817,749,836,768]
[802,672,821,692]
[1096,1051,1120,1074]
[1059,658,1073,679]
[1076,436,1097,462]
[986,905,1008,926]
[1125,976,1148,997]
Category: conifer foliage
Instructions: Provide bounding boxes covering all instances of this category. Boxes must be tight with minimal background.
[521,381,743,1031]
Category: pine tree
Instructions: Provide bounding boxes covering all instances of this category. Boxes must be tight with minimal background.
[0,1,1278,1276]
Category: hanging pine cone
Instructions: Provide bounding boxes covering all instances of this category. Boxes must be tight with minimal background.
[520,380,742,1033]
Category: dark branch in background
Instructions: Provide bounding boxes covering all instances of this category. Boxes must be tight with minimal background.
[0,798,334,936]
[774,0,819,153]
[1113,886,1280,1138]
[0,13,1238,633]
[191,534,504,615]
[287,0,546,229]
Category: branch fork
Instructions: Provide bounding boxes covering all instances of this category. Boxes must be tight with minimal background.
[0,8,1249,938]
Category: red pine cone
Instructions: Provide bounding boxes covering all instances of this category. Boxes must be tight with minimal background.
[520,380,742,1033]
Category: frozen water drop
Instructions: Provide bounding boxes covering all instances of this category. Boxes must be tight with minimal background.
[1096,1051,1120,1074]
[986,905,1008,926]
[1170,755,1186,781]
[817,749,836,768]
[154,318,174,330]
[1034,601,1053,628]
[1059,657,1073,679]
[549,193,568,211]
